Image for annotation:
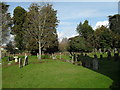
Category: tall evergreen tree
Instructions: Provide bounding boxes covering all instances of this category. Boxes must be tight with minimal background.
[76,20,93,39]
[76,20,94,51]
[94,25,112,50]
[12,6,26,51]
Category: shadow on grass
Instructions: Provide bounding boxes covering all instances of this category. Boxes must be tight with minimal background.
[78,55,120,89]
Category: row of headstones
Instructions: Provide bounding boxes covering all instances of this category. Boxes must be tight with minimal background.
[71,54,99,70]
[100,51,119,61]
[7,55,28,68]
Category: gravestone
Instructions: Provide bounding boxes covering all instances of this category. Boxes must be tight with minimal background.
[7,57,14,61]
[86,59,90,68]
[114,53,119,61]
[14,56,18,62]
[99,49,102,53]
[19,58,23,68]
[71,56,74,63]
[93,54,98,70]
[75,54,78,62]
[73,54,76,62]
[107,50,111,60]
[7,57,10,61]
[37,53,39,58]
[81,53,83,56]
[23,54,28,66]
[52,54,56,60]
[77,55,80,62]
[100,54,103,59]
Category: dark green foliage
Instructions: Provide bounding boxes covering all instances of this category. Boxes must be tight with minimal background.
[76,20,94,39]
[68,36,92,53]
[12,6,26,51]
[94,25,112,49]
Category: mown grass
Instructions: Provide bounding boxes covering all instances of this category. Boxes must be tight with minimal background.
[2,55,114,88]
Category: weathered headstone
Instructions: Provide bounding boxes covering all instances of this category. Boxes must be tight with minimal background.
[73,54,76,62]
[19,58,23,68]
[23,54,28,66]
[52,56,56,60]
[114,53,119,61]
[14,56,18,62]
[37,53,39,58]
[77,55,80,62]
[107,50,111,60]
[99,49,102,53]
[81,53,83,56]
[86,59,90,68]
[7,57,10,61]
[71,56,74,63]
[93,54,98,70]
[75,54,77,62]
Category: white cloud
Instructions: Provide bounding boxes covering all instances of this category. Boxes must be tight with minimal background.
[57,25,78,42]
[93,20,109,30]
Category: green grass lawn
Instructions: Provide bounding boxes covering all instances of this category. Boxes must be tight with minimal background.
[2,56,114,88]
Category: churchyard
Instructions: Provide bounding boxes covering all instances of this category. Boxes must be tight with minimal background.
[2,52,120,88]
[1,2,120,89]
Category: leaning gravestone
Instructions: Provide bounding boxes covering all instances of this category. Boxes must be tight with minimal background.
[93,54,98,70]
[19,58,23,68]
[23,54,28,66]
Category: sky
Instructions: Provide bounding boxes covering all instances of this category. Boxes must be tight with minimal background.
[6,2,118,42]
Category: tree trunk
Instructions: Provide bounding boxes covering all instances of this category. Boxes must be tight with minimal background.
[38,41,41,60]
